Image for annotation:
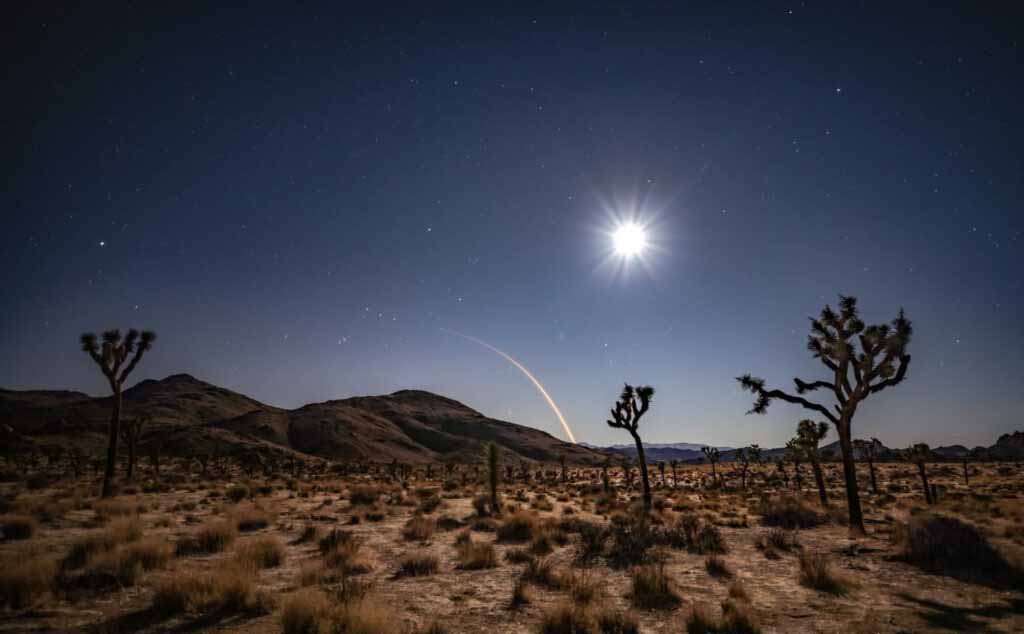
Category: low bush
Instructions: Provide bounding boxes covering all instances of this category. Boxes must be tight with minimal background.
[175,520,237,556]
[798,552,849,595]
[396,554,439,577]
[235,536,286,569]
[497,511,539,542]
[894,513,1018,586]
[759,497,820,529]
[402,514,435,542]
[152,563,273,616]
[630,563,679,609]
[0,558,56,609]
[456,538,497,570]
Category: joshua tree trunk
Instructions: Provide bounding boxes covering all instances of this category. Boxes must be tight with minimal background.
[810,454,828,506]
[631,431,652,512]
[867,455,878,494]
[917,461,933,504]
[710,461,717,486]
[102,388,122,497]
[837,421,865,534]
[793,460,803,490]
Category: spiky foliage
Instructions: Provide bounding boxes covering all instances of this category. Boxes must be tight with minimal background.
[904,443,936,505]
[80,328,156,497]
[702,446,720,487]
[784,439,805,491]
[606,384,656,512]
[737,296,911,534]
[483,442,501,515]
[792,420,830,506]
[118,413,149,481]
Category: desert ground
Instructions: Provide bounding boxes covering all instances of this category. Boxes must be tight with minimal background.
[1,459,1022,634]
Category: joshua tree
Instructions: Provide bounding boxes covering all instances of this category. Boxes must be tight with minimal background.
[734,448,752,489]
[80,328,156,497]
[853,438,881,494]
[559,453,567,483]
[148,440,163,477]
[601,460,611,494]
[738,295,912,535]
[775,458,790,489]
[657,461,666,486]
[669,459,679,488]
[621,458,634,489]
[784,439,805,491]
[794,420,830,506]
[118,413,149,481]
[484,442,501,514]
[702,446,720,487]
[905,443,935,505]
[606,384,656,512]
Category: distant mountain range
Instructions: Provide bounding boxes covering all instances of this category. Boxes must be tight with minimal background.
[0,374,605,465]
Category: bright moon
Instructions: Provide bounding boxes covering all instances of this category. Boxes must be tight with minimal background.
[612,223,647,257]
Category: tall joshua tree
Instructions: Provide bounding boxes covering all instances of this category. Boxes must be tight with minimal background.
[606,384,655,512]
[735,447,751,489]
[794,420,830,506]
[853,438,880,494]
[738,295,912,535]
[81,329,156,497]
[702,446,720,487]
[119,413,149,481]
[483,442,501,515]
[905,443,934,505]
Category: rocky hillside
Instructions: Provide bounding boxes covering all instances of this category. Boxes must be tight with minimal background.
[0,374,606,465]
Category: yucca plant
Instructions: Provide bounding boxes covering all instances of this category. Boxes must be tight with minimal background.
[80,329,156,497]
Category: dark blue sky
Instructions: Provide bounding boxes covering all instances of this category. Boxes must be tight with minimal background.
[3,5,1021,449]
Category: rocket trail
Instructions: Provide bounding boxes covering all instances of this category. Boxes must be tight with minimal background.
[440,328,577,444]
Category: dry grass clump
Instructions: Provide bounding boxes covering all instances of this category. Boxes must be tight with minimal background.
[322,536,372,574]
[280,587,395,634]
[226,483,249,502]
[568,570,600,604]
[523,556,564,589]
[727,580,750,601]
[455,536,497,570]
[93,497,139,521]
[754,528,799,555]
[594,608,640,634]
[85,538,172,586]
[348,486,382,506]
[402,514,436,542]
[396,554,440,577]
[0,557,57,609]
[175,519,237,556]
[235,536,286,569]
[797,552,850,595]
[497,510,539,542]
[894,512,1019,586]
[232,504,274,531]
[293,524,320,544]
[63,517,143,568]
[0,515,38,540]
[685,601,760,634]
[758,496,820,529]
[537,601,596,634]
[705,554,732,579]
[152,562,273,616]
[630,563,680,609]
[510,577,533,608]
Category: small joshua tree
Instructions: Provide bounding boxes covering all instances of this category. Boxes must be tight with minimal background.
[785,439,805,491]
[118,413,149,481]
[794,420,830,506]
[738,295,912,535]
[601,460,611,494]
[484,442,501,515]
[80,328,156,497]
[606,384,656,512]
[702,446,720,487]
[669,459,679,488]
[735,448,751,489]
[853,438,881,494]
[559,453,567,483]
[657,461,666,486]
[905,443,935,505]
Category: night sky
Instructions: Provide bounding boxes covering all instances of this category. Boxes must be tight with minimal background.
[4,5,1021,449]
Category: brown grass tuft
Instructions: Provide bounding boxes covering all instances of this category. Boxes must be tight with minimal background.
[0,558,56,609]
[630,563,680,610]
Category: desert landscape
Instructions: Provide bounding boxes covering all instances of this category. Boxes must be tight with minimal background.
[1,371,1023,633]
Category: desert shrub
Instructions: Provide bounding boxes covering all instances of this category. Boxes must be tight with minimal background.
[235,536,286,569]
[85,538,172,586]
[418,494,442,514]
[436,514,463,531]
[470,518,496,532]
[759,496,820,529]
[331,596,397,633]
[537,601,596,634]
[0,515,38,540]
[402,514,436,542]
[705,555,732,578]
[894,513,1018,585]
[568,570,600,604]
[607,514,659,568]
[630,563,679,609]
[456,539,497,570]
[63,517,143,568]
[576,521,607,562]
[523,556,564,589]
[319,529,356,554]
[281,587,331,634]
[152,563,273,616]
[686,601,760,634]
[175,520,237,556]
[695,524,727,554]
[396,554,439,577]
[728,580,750,601]
[323,538,372,574]
[530,532,554,555]
[233,505,273,531]
[505,548,534,564]
[755,528,799,553]
[511,577,532,608]
[595,608,640,634]
[0,558,56,609]
[497,511,539,542]
[294,524,319,544]
[798,552,849,595]
[93,497,138,520]
[226,484,249,502]
[349,486,381,506]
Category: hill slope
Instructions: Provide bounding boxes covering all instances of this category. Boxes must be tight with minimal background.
[0,374,605,465]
